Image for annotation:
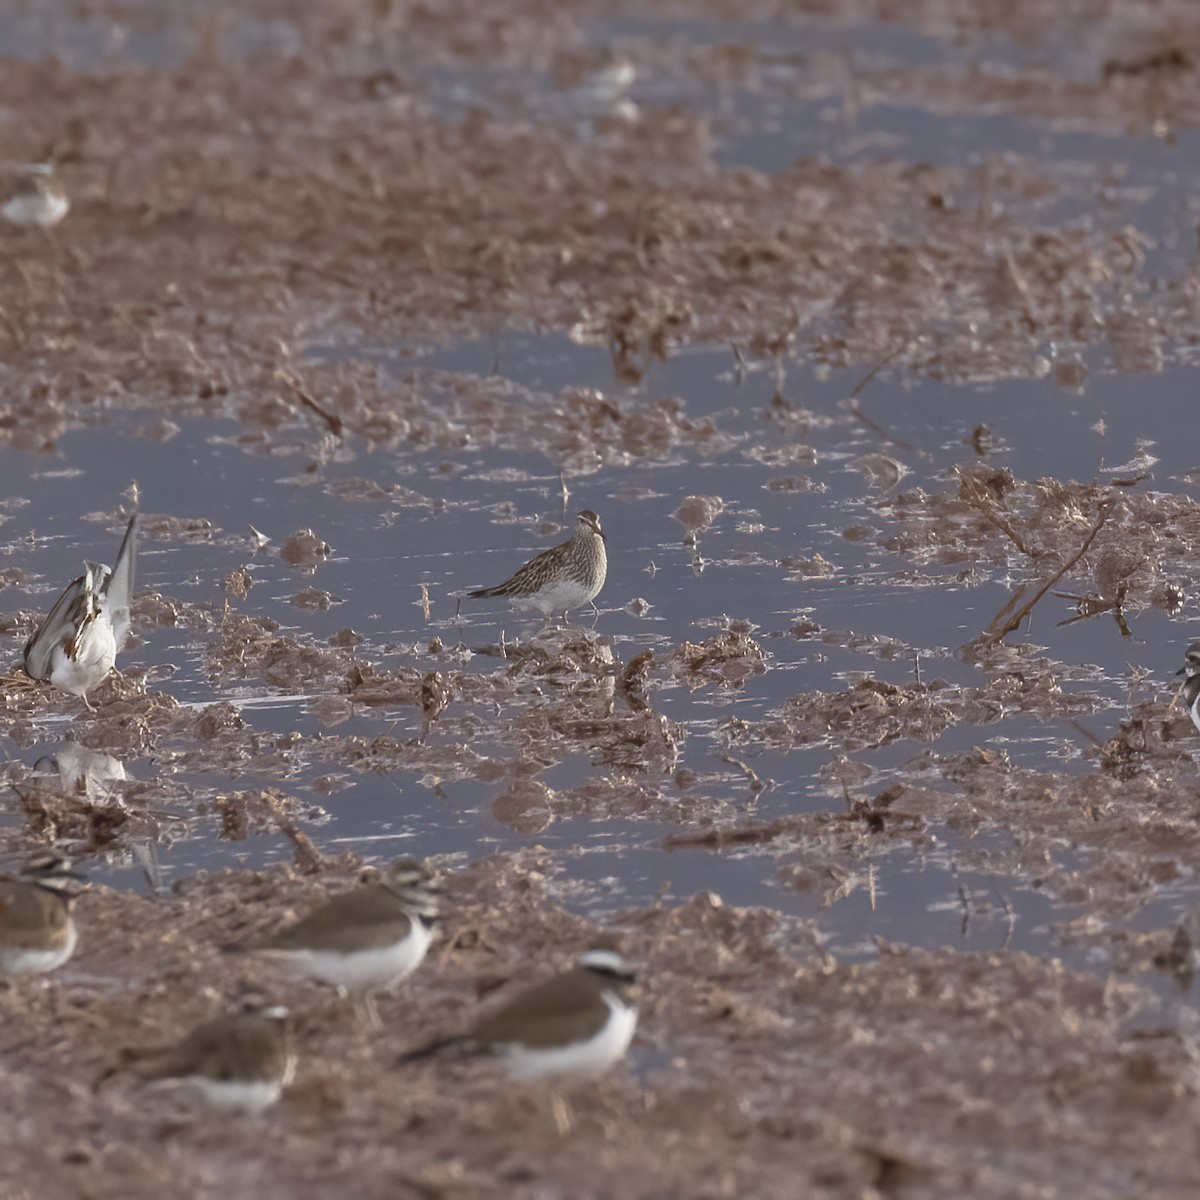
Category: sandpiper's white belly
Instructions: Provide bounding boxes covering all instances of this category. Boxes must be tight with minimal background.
[50,616,117,697]
[513,578,601,618]
[157,1074,287,1115]
[502,995,637,1082]
[266,921,431,993]
[3,193,69,227]
[0,925,77,977]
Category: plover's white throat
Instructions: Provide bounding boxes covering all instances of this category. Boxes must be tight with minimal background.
[0,852,84,980]
[467,510,607,623]
[399,948,638,1131]
[3,163,69,228]
[23,514,137,708]
[110,997,294,1115]
[1178,641,1200,733]
[224,858,440,1028]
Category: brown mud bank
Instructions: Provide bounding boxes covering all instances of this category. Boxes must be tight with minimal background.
[1,852,1194,1200]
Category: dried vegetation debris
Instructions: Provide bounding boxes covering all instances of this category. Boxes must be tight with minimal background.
[871,463,1199,655]
[0,5,1178,455]
[0,851,1192,1200]
[666,630,768,689]
[725,665,1102,753]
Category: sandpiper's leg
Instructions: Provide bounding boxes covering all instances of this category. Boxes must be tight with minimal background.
[551,1090,574,1135]
[357,991,383,1031]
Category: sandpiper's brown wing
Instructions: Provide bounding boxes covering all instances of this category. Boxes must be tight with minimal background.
[246,885,414,954]
[23,573,89,679]
[0,880,70,950]
[471,968,610,1050]
[468,539,570,598]
[136,1014,290,1083]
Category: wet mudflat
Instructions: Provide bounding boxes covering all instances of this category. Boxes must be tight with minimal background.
[4,1,1200,1196]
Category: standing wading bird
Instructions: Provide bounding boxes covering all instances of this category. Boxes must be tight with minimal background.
[467,510,607,624]
[100,996,295,1115]
[0,852,85,981]
[23,514,137,709]
[2,163,69,229]
[222,859,440,1029]
[1177,641,1200,733]
[398,948,639,1133]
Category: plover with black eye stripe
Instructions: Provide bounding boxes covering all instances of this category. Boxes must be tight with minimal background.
[0,852,84,980]
[1176,641,1200,733]
[399,948,638,1132]
[224,858,440,1029]
[107,996,295,1115]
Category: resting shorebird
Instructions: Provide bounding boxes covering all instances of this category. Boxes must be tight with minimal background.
[0,852,84,980]
[467,510,607,623]
[105,997,294,1115]
[3,163,69,228]
[398,948,638,1132]
[1177,641,1200,733]
[23,514,137,708]
[223,859,440,1028]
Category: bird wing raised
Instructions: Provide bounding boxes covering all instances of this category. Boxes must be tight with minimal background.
[102,515,138,650]
[23,573,88,679]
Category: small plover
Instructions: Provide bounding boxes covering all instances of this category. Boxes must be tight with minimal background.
[111,997,294,1115]
[224,858,440,1028]
[0,852,84,980]
[3,163,69,228]
[399,948,638,1131]
[1178,641,1200,733]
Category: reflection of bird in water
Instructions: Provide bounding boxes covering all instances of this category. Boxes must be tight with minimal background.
[34,743,128,804]
[398,949,638,1133]
[467,510,607,624]
[580,55,636,112]
[27,742,163,895]
[3,163,69,228]
[23,514,138,708]
[1177,641,1200,733]
[101,996,295,1115]
[0,852,85,980]
[554,51,638,122]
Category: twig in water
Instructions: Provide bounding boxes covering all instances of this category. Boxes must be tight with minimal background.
[966,498,1116,654]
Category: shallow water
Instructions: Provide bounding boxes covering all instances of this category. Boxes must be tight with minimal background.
[1,328,1194,968]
